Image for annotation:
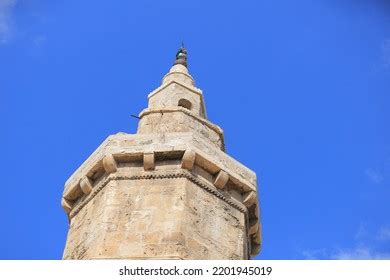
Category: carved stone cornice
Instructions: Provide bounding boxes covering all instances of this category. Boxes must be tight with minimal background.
[63,145,261,257]
[63,133,257,198]
[69,169,248,219]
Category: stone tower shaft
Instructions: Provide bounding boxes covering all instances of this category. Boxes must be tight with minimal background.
[61,48,261,260]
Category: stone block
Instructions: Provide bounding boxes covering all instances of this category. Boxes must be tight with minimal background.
[181,149,195,170]
[242,191,257,208]
[63,183,83,201]
[214,170,229,189]
[161,232,186,245]
[187,237,209,259]
[103,154,117,173]
[143,152,155,171]
[142,232,161,244]
[80,176,93,195]
[61,198,73,214]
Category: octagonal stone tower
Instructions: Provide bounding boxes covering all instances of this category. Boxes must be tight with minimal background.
[61,47,261,260]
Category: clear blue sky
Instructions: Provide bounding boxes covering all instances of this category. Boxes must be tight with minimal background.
[1,0,389,260]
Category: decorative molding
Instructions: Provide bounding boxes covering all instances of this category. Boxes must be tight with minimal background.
[66,168,258,259]
[63,146,260,258]
[64,148,258,212]
[69,170,247,219]
[148,80,202,100]
[63,134,258,197]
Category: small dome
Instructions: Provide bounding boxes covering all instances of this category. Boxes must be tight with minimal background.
[169,64,189,74]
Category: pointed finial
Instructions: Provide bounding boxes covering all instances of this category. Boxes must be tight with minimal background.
[174,43,187,67]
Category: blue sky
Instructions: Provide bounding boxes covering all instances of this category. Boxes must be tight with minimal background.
[0,0,389,260]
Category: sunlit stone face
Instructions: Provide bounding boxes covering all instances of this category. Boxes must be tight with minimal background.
[62,48,260,260]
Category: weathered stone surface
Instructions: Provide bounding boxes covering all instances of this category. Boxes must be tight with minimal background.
[143,152,155,171]
[214,170,229,189]
[62,49,261,260]
[80,176,93,195]
[103,154,117,174]
[63,132,257,196]
[243,191,257,208]
[137,109,224,150]
[181,149,196,171]
[63,174,246,260]
[61,198,73,214]
[248,221,259,235]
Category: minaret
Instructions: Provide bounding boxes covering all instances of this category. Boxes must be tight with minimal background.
[61,47,261,260]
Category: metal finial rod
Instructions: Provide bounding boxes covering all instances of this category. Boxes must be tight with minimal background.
[174,43,188,67]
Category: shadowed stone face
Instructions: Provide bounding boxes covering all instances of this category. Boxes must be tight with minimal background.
[62,48,261,260]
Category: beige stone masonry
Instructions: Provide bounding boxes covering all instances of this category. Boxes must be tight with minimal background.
[148,63,207,118]
[80,176,93,195]
[63,147,258,204]
[61,198,72,214]
[161,64,195,87]
[64,133,257,193]
[242,191,257,208]
[181,149,196,170]
[103,154,117,173]
[143,152,155,171]
[62,52,261,259]
[62,145,261,258]
[137,107,224,150]
[214,170,229,189]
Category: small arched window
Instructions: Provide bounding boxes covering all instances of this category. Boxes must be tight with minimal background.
[178,99,192,110]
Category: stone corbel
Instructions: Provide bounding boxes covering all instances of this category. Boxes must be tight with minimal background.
[181,149,196,170]
[250,222,261,256]
[103,154,117,174]
[143,152,155,171]
[254,204,259,219]
[248,220,259,235]
[63,183,83,201]
[80,176,93,195]
[251,242,261,256]
[61,198,73,214]
[242,191,257,208]
[253,227,261,245]
[214,170,229,189]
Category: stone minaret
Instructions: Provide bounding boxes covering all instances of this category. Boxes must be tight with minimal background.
[61,47,261,260]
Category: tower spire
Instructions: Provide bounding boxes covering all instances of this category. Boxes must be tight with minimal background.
[174,44,187,67]
[61,46,261,260]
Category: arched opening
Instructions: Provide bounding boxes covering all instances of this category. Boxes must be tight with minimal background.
[178,99,192,110]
